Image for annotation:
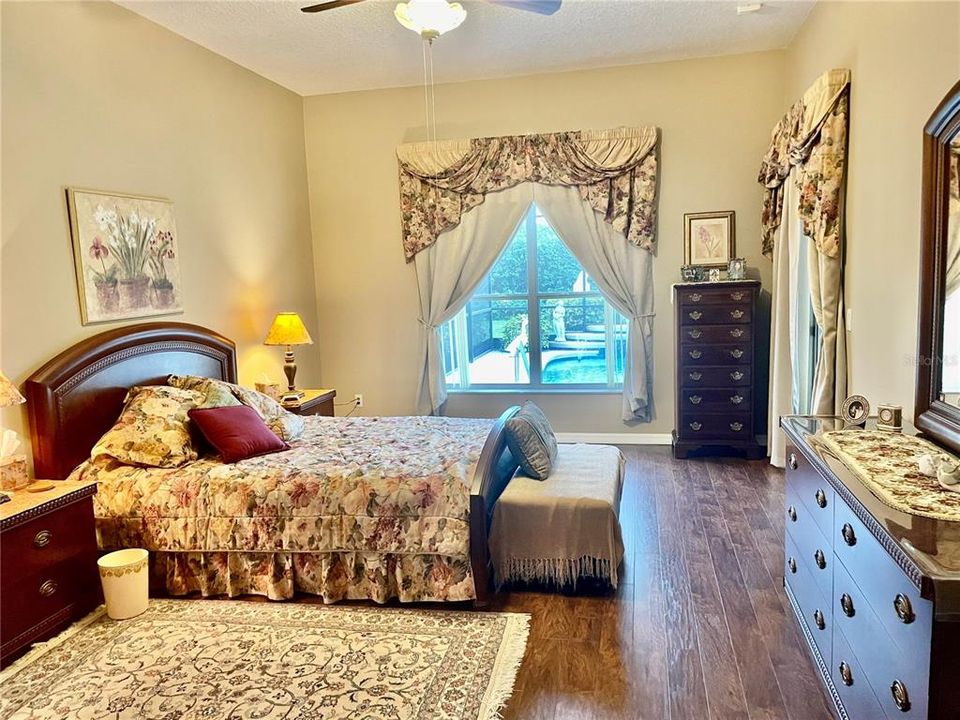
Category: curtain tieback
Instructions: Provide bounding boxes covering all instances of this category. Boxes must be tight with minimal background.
[631,313,656,320]
[417,317,437,329]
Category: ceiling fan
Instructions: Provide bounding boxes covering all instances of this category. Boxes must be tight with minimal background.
[301,0,562,19]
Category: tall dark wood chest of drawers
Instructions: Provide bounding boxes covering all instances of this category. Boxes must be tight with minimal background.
[781,416,960,720]
[0,480,101,668]
[673,280,764,459]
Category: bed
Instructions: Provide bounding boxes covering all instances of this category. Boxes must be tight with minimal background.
[24,322,520,605]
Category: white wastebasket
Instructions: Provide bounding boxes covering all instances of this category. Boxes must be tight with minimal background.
[97,548,149,620]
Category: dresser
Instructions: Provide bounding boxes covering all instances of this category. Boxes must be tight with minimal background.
[0,480,101,668]
[781,417,960,719]
[673,280,764,459]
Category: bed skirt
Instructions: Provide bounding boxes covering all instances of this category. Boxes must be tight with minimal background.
[145,550,476,603]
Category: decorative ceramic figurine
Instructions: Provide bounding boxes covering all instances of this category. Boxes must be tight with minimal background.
[938,456,960,488]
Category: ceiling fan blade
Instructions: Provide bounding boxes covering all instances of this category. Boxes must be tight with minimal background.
[301,0,366,13]
[484,0,561,15]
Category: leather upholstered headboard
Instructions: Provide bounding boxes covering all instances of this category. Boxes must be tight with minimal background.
[24,322,237,479]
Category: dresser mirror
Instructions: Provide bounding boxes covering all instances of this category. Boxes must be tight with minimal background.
[916,80,960,452]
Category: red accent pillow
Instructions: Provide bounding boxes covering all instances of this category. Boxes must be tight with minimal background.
[188,405,289,463]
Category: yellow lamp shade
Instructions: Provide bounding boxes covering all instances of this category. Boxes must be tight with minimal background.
[0,372,25,408]
[264,312,313,347]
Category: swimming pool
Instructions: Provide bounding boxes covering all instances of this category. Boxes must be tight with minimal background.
[542,356,614,384]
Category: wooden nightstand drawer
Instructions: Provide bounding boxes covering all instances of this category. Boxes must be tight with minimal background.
[1,495,97,578]
[679,304,752,325]
[283,388,336,417]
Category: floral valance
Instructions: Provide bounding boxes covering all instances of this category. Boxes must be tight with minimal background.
[758,68,851,258]
[397,127,659,261]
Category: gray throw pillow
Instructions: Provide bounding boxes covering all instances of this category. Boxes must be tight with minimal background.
[504,402,559,480]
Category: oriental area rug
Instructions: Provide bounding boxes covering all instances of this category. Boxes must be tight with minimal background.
[0,599,530,720]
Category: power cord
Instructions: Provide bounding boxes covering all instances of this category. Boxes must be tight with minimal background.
[334,398,361,417]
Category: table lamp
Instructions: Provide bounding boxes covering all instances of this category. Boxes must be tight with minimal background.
[264,312,313,404]
[0,371,29,492]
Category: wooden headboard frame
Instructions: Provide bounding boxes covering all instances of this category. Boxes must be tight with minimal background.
[25,322,237,480]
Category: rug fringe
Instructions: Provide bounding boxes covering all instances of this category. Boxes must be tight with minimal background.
[496,555,619,589]
[478,612,531,720]
[0,605,107,684]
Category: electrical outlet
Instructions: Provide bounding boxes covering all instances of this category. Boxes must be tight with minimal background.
[353,393,364,408]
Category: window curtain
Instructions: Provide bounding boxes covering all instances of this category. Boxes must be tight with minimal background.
[414,185,532,415]
[948,145,960,296]
[533,184,655,421]
[760,68,850,466]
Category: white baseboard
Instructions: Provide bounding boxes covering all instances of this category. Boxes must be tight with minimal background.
[555,432,673,445]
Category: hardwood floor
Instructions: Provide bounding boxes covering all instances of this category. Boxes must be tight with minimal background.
[488,446,834,720]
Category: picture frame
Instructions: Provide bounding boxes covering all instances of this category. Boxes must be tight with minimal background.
[727,257,747,280]
[67,188,183,325]
[684,211,736,268]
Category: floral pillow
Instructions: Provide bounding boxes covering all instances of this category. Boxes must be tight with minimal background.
[168,375,305,442]
[91,385,203,468]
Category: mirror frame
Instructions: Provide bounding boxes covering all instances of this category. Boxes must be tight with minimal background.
[916,79,960,454]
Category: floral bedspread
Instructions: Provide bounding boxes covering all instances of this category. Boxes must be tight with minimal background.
[71,415,493,601]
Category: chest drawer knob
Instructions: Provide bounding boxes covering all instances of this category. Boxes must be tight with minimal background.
[729,422,744,432]
[893,594,915,624]
[730,394,744,405]
[689,293,702,303]
[814,549,826,570]
[689,371,702,381]
[689,350,703,360]
[689,395,702,405]
[730,349,745,359]
[788,453,798,470]
[841,523,857,546]
[788,557,797,574]
[689,421,703,432]
[840,593,855,617]
[787,505,797,523]
[730,328,745,338]
[689,329,703,339]
[730,309,745,319]
[890,680,910,712]
[813,609,825,630]
[688,311,703,321]
[838,662,853,687]
[39,579,58,598]
[34,529,53,548]
[815,489,828,509]
[730,291,745,301]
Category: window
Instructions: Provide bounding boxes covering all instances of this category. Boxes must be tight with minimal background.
[442,203,626,390]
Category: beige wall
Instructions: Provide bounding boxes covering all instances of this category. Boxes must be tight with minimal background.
[784,1,960,420]
[303,52,786,434]
[1,1,319,468]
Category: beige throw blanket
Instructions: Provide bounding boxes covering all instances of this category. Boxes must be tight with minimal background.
[490,444,625,588]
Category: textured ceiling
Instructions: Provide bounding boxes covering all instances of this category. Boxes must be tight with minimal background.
[117,0,814,96]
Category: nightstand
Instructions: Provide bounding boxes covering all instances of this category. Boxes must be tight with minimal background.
[283,388,336,417]
[0,480,101,668]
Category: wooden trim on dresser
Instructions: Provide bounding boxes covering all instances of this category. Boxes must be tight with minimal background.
[0,486,98,532]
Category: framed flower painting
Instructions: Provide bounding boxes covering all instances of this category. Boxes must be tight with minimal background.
[683,211,736,267]
[67,188,183,325]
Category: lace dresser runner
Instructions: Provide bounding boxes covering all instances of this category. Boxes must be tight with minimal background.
[819,430,960,522]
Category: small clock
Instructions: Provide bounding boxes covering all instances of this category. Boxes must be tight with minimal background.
[877,403,903,432]
[841,394,870,427]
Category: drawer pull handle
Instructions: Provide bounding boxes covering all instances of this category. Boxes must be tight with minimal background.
[689,422,702,432]
[841,523,857,547]
[689,371,703,381]
[39,580,58,598]
[688,311,703,321]
[689,329,703,339]
[689,293,702,303]
[890,680,910,712]
[893,594,915,624]
[788,557,797,574]
[730,328,745,338]
[729,422,744,432]
[730,394,744,405]
[814,549,826,570]
[813,609,825,630]
[689,395,702,405]
[840,593,855,617]
[838,662,853,687]
[788,453,798,470]
[815,489,828,509]
[730,349,744,359]
[730,309,745,319]
[731,291,745,301]
[787,505,797,522]
[689,350,703,359]
[34,530,53,548]
[731,370,745,381]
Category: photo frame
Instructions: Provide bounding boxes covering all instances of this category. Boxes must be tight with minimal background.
[727,257,747,280]
[67,188,183,325]
[684,211,736,267]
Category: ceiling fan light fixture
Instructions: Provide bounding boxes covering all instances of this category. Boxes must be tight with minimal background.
[394,0,467,39]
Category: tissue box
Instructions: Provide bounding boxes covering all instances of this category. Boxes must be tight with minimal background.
[255,382,282,401]
[0,455,29,491]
